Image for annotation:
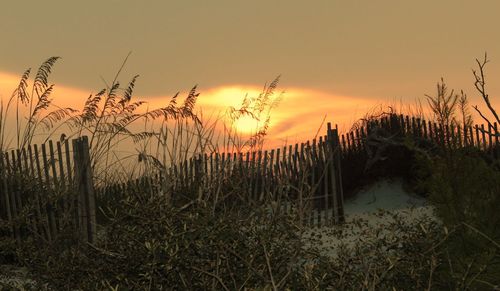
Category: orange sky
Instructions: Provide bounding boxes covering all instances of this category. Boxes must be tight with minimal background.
[2,69,499,153]
[2,1,500,151]
[0,71,381,149]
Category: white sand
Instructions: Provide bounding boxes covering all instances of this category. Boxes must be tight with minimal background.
[301,178,442,259]
[343,178,429,214]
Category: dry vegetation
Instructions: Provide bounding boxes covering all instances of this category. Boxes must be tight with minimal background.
[1,55,500,290]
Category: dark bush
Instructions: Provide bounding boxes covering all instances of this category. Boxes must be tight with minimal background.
[414,149,500,288]
[18,189,316,289]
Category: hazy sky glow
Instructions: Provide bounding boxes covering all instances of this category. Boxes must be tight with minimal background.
[2,1,500,148]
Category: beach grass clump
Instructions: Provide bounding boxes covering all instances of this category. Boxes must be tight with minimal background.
[0,57,75,153]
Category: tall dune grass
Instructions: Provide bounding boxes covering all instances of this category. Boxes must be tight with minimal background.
[0,56,281,188]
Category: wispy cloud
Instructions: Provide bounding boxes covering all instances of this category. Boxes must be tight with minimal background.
[147,85,380,148]
[1,74,381,148]
[5,71,497,151]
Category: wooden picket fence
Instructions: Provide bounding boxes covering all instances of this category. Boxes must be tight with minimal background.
[1,123,345,249]
[97,123,346,227]
[336,113,500,157]
[331,113,500,199]
[98,113,500,228]
[2,113,499,244]
[0,136,97,244]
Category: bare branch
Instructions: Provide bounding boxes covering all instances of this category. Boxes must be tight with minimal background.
[472,53,500,127]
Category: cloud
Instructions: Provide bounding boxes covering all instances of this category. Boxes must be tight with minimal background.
[146,85,380,148]
[12,72,498,152]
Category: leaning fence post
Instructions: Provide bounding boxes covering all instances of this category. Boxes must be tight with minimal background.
[73,136,97,244]
[327,123,339,225]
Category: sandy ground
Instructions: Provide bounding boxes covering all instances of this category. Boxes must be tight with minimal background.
[301,178,442,259]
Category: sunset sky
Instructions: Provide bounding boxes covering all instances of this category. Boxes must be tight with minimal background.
[1,0,500,148]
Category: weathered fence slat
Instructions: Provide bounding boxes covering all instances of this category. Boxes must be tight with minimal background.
[1,136,96,245]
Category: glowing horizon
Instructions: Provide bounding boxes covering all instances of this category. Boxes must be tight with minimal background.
[1,69,500,151]
[0,70,380,146]
[2,1,500,152]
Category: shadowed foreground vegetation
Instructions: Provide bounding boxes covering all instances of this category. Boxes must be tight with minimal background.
[1,55,500,290]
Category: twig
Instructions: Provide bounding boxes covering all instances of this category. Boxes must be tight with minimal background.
[462,222,500,249]
[313,114,327,140]
[191,266,230,291]
[262,243,278,291]
[472,106,497,136]
[86,242,126,259]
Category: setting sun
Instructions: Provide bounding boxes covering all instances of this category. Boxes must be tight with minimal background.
[233,114,262,134]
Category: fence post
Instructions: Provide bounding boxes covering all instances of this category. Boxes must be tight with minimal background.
[327,123,345,225]
[73,136,97,244]
[332,127,345,223]
[0,152,15,239]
